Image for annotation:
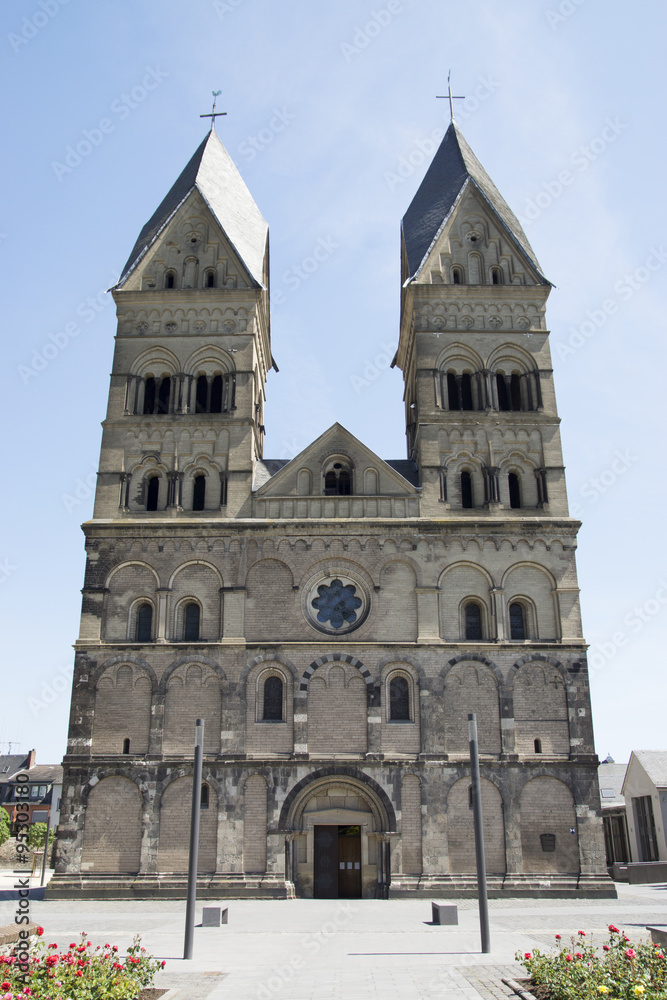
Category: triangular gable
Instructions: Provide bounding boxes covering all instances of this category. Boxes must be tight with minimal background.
[401,123,548,283]
[255,423,420,497]
[116,129,268,289]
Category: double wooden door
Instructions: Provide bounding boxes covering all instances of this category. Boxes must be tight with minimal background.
[313,825,361,898]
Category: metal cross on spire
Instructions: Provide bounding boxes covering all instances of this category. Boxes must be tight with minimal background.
[436,70,466,123]
[200,90,227,131]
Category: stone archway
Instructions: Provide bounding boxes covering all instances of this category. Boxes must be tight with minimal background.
[282,772,392,899]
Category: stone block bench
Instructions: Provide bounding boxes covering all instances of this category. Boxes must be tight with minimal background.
[431,901,458,925]
[0,922,41,947]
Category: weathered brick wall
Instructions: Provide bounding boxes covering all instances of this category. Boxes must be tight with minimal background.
[80,776,142,873]
[381,665,421,754]
[169,562,222,640]
[514,664,569,755]
[376,562,418,641]
[444,663,501,754]
[245,559,298,641]
[307,664,367,754]
[92,664,151,754]
[163,664,221,753]
[245,665,294,755]
[243,774,267,873]
[520,776,579,873]
[504,565,557,639]
[157,776,217,873]
[440,564,492,640]
[401,774,422,873]
[446,776,506,874]
[105,564,157,641]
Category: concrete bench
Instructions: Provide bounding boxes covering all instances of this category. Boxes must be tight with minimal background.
[0,922,41,946]
[431,901,458,925]
[202,905,228,927]
[647,926,667,947]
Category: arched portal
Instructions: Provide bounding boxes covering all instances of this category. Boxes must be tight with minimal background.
[280,770,394,899]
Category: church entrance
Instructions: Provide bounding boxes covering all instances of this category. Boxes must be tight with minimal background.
[313,825,362,898]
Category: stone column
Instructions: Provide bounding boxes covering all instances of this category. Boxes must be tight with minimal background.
[490,587,506,640]
[221,587,246,640]
[156,588,170,642]
[415,588,441,642]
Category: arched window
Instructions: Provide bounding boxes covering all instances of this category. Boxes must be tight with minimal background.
[389,676,410,721]
[200,783,209,809]
[204,269,217,289]
[460,373,473,410]
[122,738,130,755]
[193,475,206,511]
[509,602,526,640]
[508,472,521,509]
[164,270,176,289]
[510,373,522,411]
[210,375,223,413]
[496,373,510,411]
[460,470,473,508]
[447,372,460,410]
[323,463,352,495]
[534,738,542,754]
[146,476,160,511]
[464,602,483,640]
[452,267,463,285]
[262,675,283,721]
[143,377,156,415]
[196,375,208,413]
[338,470,351,495]
[490,267,503,285]
[157,376,171,415]
[136,603,153,642]
[183,602,200,641]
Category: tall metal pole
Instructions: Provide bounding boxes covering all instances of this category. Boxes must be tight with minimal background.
[183,718,204,960]
[39,803,53,887]
[468,713,491,953]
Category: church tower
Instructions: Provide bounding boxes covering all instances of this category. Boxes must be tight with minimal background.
[52,121,612,899]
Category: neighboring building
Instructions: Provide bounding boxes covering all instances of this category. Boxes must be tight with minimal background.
[51,120,611,899]
[598,756,631,867]
[623,751,667,863]
[0,756,63,828]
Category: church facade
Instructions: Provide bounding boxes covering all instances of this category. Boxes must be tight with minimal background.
[51,122,613,898]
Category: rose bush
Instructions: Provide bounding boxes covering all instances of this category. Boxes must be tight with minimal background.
[0,932,165,999]
[517,926,667,1000]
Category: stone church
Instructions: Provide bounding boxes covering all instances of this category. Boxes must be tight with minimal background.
[51,118,612,898]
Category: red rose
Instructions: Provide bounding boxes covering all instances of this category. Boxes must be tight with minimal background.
[75,970,83,977]
[36,927,43,936]
[609,925,619,933]
[555,934,561,940]
[48,944,57,950]
[575,952,583,959]
[161,961,166,968]
[45,956,57,967]
[578,931,586,937]
[625,949,636,959]
[658,953,665,960]
[69,943,76,949]
[603,945,610,951]
[565,954,573,962]
[524,952,532,960]
[1,983,10,990]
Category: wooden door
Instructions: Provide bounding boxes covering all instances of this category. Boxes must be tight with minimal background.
[337,825,361,898]
[314,825,338,898]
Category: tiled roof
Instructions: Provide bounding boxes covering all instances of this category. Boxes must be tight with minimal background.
[401,122,548,283]
[118,129,268,287]
[632,750,667,787]
[598,761,628,809]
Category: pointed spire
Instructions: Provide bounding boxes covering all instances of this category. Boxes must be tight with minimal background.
[401,122,548,283]
[117,129,268,288]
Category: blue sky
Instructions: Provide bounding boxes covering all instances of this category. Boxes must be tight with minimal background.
[1,0,664,764]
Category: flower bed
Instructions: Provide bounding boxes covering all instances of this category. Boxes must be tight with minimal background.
[0,929,166,999]
[516,926,667,1000]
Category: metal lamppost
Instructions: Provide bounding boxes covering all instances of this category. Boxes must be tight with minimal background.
[468,713,491,953]
[183,718,205,960]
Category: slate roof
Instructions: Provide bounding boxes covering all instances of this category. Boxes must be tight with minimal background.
[117,128,268,288]
[253,459,290,491]
[632,750,667,788]
[20,765,63,784]
[0,754,30,779]
[401,122,548,283]
[385,459,420,487]
[598,761,628,810]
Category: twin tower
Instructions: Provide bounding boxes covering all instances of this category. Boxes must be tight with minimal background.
[51,122,612,898]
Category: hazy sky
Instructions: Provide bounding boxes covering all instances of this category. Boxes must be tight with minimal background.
[1,0,664,764]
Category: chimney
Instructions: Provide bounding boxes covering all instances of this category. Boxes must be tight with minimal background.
[26,749,36,770]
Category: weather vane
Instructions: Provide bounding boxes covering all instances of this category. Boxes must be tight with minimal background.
[200,90,227,130]
[436,70,466,122]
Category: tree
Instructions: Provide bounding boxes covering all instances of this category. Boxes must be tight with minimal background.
[0,809,10,847]
[27,823,55,850]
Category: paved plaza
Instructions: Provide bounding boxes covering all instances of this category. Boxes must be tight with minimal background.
[1,881,666,1000]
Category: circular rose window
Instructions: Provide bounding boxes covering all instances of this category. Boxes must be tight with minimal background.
[305,576,369,636]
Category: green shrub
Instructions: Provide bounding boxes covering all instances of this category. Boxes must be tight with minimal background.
[0,809,11,847]
[27,822,55,849]
[517,926,667,1000]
